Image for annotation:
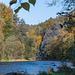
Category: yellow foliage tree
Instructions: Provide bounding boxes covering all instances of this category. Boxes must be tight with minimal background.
[2,7,13,22]
[35,35,42,48]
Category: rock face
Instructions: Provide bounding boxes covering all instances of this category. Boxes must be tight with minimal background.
[38,24,64,60]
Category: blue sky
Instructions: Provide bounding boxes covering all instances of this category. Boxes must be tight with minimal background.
[0,0,62,25]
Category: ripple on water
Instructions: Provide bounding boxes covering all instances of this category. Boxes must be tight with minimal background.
[0,61,74,75]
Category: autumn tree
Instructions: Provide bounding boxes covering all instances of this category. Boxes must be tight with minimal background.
[0,17,5,42]
[2,35,25,60]
[0,3,6,18]
[1,6,15,38]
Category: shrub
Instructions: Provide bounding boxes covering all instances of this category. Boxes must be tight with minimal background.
[37,71,47,75]
[58,65,73,75]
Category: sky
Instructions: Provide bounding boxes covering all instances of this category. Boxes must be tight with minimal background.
[0,0,63,25]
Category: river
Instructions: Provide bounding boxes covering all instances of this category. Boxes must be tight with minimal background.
[0,61,74,75]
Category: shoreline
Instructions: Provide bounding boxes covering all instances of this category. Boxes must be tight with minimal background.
[0,59,33,63]
[0,59,71,63]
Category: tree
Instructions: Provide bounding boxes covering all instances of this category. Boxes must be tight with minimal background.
[9,0,36,13]
[46,0,75,11]
[13,14,19,25]
[3,18,14,37]
[46,0,75,35]
[46,0,75,23]
[9,0,75,13]
[0,5,15,38]
[21,35,37,59]
[18,18,25,25]
[2,35,25,60]
[0,3,6,18]
[0,17,5,42]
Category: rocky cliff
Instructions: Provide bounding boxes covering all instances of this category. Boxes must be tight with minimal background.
[38,24,67,60]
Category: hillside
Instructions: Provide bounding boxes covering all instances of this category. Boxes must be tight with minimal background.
[0,3,75,63]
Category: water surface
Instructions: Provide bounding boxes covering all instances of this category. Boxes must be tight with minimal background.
[0,61,74,75]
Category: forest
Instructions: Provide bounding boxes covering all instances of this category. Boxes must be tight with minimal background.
[0,2,75,64]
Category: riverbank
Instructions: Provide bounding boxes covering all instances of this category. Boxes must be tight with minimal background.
[0,59,73,63]
[0,59,32,62]
[0,59,62,62]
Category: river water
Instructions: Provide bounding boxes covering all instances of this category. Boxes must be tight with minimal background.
[0,61,74,75]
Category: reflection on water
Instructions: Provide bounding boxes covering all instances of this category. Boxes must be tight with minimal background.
[0,61,74,75]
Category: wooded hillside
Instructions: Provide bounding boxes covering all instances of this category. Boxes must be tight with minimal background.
[0,3,75,62]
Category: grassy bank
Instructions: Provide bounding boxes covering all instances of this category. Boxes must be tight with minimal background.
[0,59,31,62]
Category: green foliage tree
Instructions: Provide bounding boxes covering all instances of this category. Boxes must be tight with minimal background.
[2,35,25,60]
[35,26,40,36]
[13,14,19,25]
[3,18,13,37]
[18,18,25,25]
[21,35,37,60]
[9,0,36,13]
